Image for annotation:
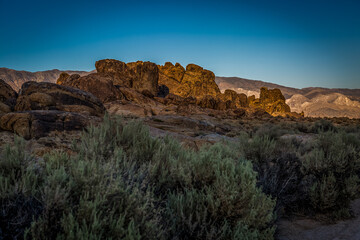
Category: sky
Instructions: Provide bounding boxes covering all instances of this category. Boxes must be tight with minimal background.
[0,0,359,89]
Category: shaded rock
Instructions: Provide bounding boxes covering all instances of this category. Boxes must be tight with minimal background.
[197,95,218,109]
[95,59,159,95]
[118,87,157,105]
[15,82,105,117]
[0,110,98,139]
[164,93,186,105]
[95,59,134,87]
[141,89,155,99]
[0,79,18,113]
[158,62,220,98]
[57,73,123,103]
[158,84,169,98]
[127,61,159,96]
[221,89,248,108]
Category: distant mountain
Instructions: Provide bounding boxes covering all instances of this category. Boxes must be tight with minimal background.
[216,76,360,118]
[0,68,92,91]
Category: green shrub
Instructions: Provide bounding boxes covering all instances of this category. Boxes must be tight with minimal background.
[238,133,276,165]
[0,115,276,240]
[301,130,360,215]
[311,119,336,133]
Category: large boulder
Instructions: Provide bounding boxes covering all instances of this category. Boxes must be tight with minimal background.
[95,59,134,87]
[0,79,18,114]
[158,62,221,98]
[15,82,105,117]
[95,59,159,96]
[57,73,124,103]
[127,61,159,96]
[220,89,248,108]
[0,110,96,139]
[249,87,291,115]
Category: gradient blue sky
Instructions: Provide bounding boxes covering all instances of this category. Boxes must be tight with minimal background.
[0,0,359,88]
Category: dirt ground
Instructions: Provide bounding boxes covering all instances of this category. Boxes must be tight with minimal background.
[277,199,360,240]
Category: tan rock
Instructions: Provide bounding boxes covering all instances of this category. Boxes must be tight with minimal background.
[15,81,105,117]
[57,73,124,103]
[158,63,220,98]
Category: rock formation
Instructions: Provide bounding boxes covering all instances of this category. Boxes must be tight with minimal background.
[158,62,221,98]
[95,59,159,96]
[57,73,124,103]
[15,81,105,117]
[0,110,96,140]
[0,79,18,114]
[249,87,291,115]
[220,89,248,108]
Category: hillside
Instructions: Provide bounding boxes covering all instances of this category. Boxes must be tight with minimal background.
[0,68,92,91]
[216,76,360,118]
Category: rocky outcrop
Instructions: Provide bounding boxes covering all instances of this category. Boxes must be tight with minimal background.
[57,73,124,103]
[0,79,18,114]
[158,62,221,98]
[15,82,105,117]
[127,61,159,96]
[220,89,248,108]
[0,110,97,139]
[249,87,291,115]
[95,59,159,96]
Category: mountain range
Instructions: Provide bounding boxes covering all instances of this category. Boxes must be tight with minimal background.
[216,76,360,118]
[0,67,359,118]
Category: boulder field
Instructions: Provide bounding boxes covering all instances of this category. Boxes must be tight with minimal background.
[58,59,295,117]
[0,59,301,152]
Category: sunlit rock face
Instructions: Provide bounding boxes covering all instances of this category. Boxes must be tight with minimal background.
[249,87,291,115]
[158,62,221,98]
[57,72,124,103]
[95,59,159,96]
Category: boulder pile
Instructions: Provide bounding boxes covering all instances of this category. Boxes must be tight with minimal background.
[0,80,104,139]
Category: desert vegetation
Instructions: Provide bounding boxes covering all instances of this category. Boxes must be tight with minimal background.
[1,116,360,239]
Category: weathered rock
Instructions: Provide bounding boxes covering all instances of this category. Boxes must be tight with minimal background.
[249,87,291,115]
[260,87,286,103]
[0,79,18,113]
[141,89,155,99]
[15,82,105,117]
[127,61,159,96]
[95,59,134,87]
[158,62,220,98]
[118,86,157,105]
[56,72,70,85]
[0,110,98,139]
[57,73,123,103]
[164,93,185,105]
[95,59,159,96]
[221,89,248,108]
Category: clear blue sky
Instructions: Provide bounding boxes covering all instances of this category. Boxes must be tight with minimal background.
[0,0,359,89]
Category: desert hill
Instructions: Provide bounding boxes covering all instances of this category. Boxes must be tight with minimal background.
[0,67,92,91]
[216,76,360,118]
